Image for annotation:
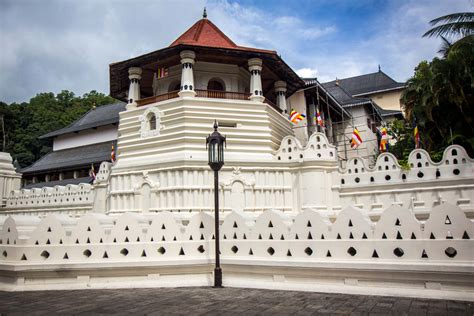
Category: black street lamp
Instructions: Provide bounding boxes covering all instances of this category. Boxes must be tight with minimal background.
[206,120,226,288]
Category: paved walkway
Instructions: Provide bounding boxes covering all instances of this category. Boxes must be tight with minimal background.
[0,287,472,315]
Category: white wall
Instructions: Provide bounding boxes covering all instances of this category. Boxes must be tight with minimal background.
[1,204,473,300]
[287,90,309,145]
[53,125,118,151]
[339,105,379,165]
[0,153,21,206]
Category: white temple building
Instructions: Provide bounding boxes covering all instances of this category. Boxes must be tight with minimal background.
[0,12,472,299]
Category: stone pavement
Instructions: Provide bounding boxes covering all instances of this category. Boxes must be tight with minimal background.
[0,287,472,315]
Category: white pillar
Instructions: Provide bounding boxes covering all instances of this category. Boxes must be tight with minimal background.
[127,67,142,109]
[178,50,196,97]
[274,81,287,113]
[248,58,264,102]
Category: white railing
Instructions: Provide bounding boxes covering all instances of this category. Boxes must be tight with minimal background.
[5,183,93,210]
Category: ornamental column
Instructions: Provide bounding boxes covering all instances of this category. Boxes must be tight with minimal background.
[127,67,142,109]
[274,80,287,113]
[178,50,196,97]
[248,58,264,102]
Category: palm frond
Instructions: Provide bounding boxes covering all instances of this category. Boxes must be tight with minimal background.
[428,12,474,26]
[423,21,474,38]
[437,36,452,56]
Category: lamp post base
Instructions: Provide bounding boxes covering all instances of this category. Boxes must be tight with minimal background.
[213,267,223,288]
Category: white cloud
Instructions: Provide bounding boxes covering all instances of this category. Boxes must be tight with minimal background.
[0,0,472,102]
[296,68,318,78]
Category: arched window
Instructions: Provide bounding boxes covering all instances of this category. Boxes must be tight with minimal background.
[207,78,225,91]
[148,113,157,130]
[168,80,181,92]
[140,108,161,138]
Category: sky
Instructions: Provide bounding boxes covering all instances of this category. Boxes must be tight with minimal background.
[0,0,472,103]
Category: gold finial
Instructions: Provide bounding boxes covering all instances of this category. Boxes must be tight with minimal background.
[203,7,207,19]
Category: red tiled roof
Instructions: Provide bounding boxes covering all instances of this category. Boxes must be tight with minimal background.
[170,18,237,48]
[170,18,276,54]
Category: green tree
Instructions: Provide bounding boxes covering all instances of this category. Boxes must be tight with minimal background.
[1,90,116,167]
[401,29,473,157]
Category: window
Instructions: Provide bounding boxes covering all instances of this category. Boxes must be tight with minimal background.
[207,78,225,91]
[148,114,157,130]
[140,108,161,137]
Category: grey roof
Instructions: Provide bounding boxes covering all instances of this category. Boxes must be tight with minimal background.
[321,82,372,106]
[40,102,125,139]
[301,78,352,118]
[23,177,93,189]
[19,141,112,175]
[323,71,405,96]
[373,104,403,118]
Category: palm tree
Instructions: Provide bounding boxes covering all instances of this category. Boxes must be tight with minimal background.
[437,36,452,57]
[423,12,474,39]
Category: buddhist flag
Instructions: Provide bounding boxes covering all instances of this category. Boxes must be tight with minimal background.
[350,127,363,149]
[111,144,116,163]
[413,119,420,149]
[379,127,389,152]
[89,164,96,180]
[290,109,306,124]
[316,108,324,127]
[157,67,169,78]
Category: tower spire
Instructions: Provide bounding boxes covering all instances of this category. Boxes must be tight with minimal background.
[203,7,207,19]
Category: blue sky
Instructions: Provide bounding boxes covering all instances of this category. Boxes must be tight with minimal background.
[0,0,472,103]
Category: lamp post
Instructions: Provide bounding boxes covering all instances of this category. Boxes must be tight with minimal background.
[206,120,226,288]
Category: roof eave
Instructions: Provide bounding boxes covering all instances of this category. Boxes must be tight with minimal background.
[352,85,406,97]
[109,44,305,100]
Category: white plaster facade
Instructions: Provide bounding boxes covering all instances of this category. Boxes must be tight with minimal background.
[0,153,21,207]
[53,125,118,151]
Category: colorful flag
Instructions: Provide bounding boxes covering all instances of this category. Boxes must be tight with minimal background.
[157,67,169,78]
[316,108,324,127]
[350,127,363,149]
[414,119,420,149]
[89,164,96,180]
[111,144,116,163]
[290,109,306,124]
[379,127,389,152]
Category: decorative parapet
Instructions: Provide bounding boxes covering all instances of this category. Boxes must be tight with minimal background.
[274,132,337,162]
[94,162,112,184]
[1,202,471,261]
[340,145,473,187]
[337,145,474,216]
[4,183,94,216]
[0,203,472,297]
